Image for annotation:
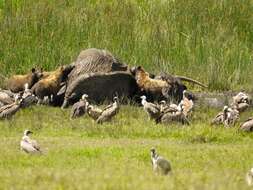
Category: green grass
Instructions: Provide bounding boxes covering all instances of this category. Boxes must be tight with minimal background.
[1,0,253,189]
[0,0,253,90]
[0,105,253,189]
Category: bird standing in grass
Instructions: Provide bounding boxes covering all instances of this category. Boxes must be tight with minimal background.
[20,130,41,154]
[159,100,178,114]
[150,148,171,175]
[211,106,228,125]
[70,94,89,119]
[140,95,160,121]
[178,90,194,117]
[157,103,190,125]
[96,96,120,124]
[87,105,103,121]
[240,117,253,132]
[232,92,249,105]
[246,168,253,186]
[224,107,239,127]
[211,105,239,127]
[231,92,250,113]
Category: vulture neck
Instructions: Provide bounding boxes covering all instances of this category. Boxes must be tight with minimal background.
[151,153,159,161]
[141,99,147,106]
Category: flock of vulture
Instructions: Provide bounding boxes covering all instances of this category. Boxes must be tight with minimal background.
[71,89,253,131]
[1,48,253,182]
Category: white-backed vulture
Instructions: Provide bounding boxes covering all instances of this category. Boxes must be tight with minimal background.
[224,107,239,127]
[211,106,239,127]
[87,105,103,121]
[231,92,250,113]
[150,148,171,175]
[20,130,41,154]
[96,96,120,124]
[140,95,160,120]
[240,117,253,132]
[232,92,250,105]
[246,168,253,186]
[178,90,194,117]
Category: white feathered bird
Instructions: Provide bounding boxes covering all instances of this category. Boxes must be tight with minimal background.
[20,130,41,154]
[178,90,194,117]
[140,95,160,120]
[246,167,253,186]
[224,107,239,127]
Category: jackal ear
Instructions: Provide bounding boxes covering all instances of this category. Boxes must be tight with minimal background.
[60,65,65,70]
[137,66,142,70]
[31,68,36,73]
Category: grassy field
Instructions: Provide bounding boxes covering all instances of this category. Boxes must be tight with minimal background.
[1,0,253,189]
[0,105,253,189]
[0,0,253,90]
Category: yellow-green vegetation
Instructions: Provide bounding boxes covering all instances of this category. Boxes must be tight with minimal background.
[0,0,253,90]
[0,105,253,189]
[1,0,253,189]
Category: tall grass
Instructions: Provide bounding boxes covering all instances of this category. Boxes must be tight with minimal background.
[0,0,252,90]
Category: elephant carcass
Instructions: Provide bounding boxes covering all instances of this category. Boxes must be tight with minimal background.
[55,48,128,106]
[67,48,128,86]
[61,72,139,108]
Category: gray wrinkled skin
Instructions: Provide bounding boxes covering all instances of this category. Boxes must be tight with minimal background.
[57,49,128,106]
[67,48,128,86]
[61,72,138,108]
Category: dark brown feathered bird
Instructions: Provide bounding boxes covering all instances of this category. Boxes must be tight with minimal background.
[70,94,89,119]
